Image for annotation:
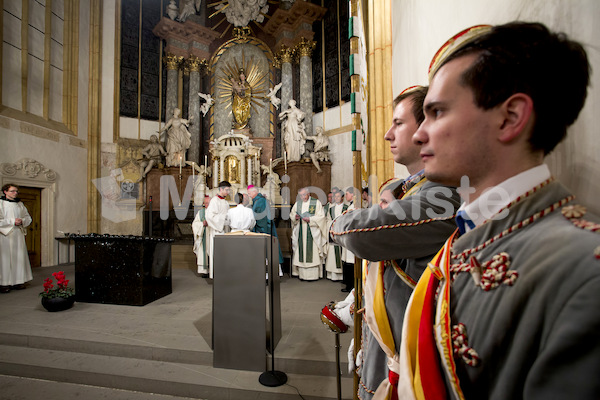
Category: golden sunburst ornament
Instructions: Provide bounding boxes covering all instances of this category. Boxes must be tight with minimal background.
[217,54,269,129]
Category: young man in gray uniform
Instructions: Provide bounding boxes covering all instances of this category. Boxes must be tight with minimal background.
[398,22,600,399]
[330,86,460,399]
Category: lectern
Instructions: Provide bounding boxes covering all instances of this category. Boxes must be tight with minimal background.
[213,234,282,372]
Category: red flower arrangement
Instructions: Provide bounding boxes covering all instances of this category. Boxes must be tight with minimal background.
[39,271,75,299]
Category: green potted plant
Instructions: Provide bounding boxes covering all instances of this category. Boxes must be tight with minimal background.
[39,271,75,312]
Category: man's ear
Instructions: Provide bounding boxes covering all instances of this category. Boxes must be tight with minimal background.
[498,93,534,143]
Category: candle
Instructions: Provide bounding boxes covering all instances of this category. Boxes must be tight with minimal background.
[284,151,287,173]
[204,155,207,170]
[179,156,182,174]
[270,158,272,173]
[192,162,195,181]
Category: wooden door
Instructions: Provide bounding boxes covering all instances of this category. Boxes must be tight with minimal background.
[18,187,42,268]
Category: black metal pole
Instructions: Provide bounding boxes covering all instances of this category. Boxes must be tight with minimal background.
[335,332,342,400]
[148,196,153,236]
[259,201,287,387]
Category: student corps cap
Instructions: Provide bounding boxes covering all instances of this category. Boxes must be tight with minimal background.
[428,24,492,82]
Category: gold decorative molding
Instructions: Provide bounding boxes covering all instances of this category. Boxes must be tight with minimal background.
[87,0,102,233]
[186,55,207,73]
[325,124,354,137]
[63,0,80,135]
[351,0,358,17]
[351,75,361,93]
[296,37,316,58]
[274,45,295,66]
[232,26,252,41]
[164,54,183,70]
[350,37,359,54]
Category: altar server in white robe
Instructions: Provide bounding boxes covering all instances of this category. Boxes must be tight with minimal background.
[325,188,347,281]
[0,184,33,292]
[227,193,255,231]
[290,187,326,280]
[205,181,231,279]
[192,195,210,276]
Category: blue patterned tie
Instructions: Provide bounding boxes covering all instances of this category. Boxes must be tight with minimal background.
[456,210,476,234]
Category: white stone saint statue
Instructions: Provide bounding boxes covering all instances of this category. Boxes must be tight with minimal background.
[280,99,306,162]
[161,108,193,167]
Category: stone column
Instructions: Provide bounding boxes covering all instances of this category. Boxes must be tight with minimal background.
[213,158,219,188]
[164,54,181,128]
[278,46,294,156]
[296,38,316,137]
[187,56,205,165]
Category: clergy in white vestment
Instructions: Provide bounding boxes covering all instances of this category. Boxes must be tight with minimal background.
[191,195,211,276]
[290,187,326,281]
[227,193,255,231]
[205,181,231,279]
[325,189,348,281]
[341,187,357,292]
[0,184,33,292]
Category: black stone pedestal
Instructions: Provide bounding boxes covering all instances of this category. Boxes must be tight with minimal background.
[72,234,173,306]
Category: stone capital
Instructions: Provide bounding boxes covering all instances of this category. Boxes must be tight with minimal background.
[295,38,316,58]
[164,54,184,70]
[186,55,208,73]
[274,45,295,68]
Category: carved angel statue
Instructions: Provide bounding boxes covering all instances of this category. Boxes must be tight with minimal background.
[215,0,269,27]
[186,161,212,187]
[266,82,282,110]
[166,0,178,20]
[198,92,215,116]
[178,0,202,22]
[306,126,330,173]
[261,161,282,187]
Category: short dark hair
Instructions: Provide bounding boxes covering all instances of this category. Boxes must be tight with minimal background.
[234,193,244,204]
[2,183,18,193]
[218,181,231,188]
[439,22,590,155]
[393,86,428,125]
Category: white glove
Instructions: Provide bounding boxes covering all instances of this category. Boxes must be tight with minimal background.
[347,338,355,374]
[334,289,355,327]
[334,288,355,309]
[355,348,363,376]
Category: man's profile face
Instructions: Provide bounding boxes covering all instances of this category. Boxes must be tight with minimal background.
[384,97,421,166]
[203,197,210,208]
[379,189,395,210]
[413,54,498,187]
[248,188,258,199]
[334,191,343,204]
[345,191,354,202]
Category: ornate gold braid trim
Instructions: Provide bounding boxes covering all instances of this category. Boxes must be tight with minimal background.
[330,214,456,237]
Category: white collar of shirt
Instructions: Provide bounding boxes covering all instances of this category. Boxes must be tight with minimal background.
[458,164,551,233]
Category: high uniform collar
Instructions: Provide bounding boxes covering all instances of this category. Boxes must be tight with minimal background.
[402,169,425,194]
[456,164,551,234]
